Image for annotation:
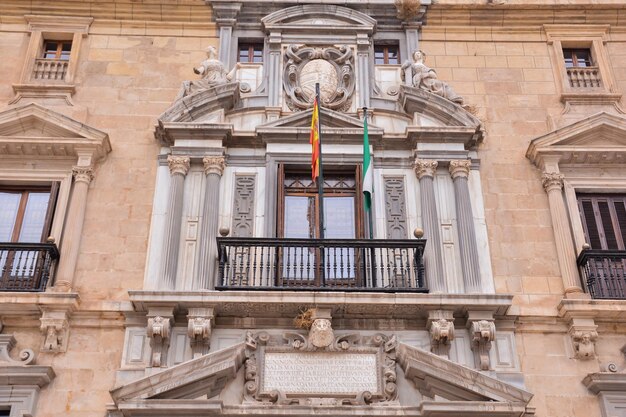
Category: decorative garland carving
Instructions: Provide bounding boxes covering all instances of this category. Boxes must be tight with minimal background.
[243,331,398,406]
[283,44,355,112]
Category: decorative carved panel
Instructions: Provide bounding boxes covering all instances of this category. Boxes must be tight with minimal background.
[384,177,408,239]
[232,175,256,237]
[244,331,398,405]
[283,45,355,112]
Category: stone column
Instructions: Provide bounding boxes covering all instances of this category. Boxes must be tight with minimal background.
[414,160,446,293]
[356,33,371,109]
[53,166,94,292]
[161,156,190,290]
[196,156,225,290]
[542,172,584,295]
[449,160,482,293]
[213,2,242,69]
[266,32,282,107]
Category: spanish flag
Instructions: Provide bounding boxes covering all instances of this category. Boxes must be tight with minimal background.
[310,97,320,181]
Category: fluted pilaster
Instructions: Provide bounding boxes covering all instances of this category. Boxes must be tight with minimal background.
[195,155,226,289]
[414,159,447,293]
[54,166,95,292]
[449,160,482,293]
[161,155,190,290]
[541,171,583,294]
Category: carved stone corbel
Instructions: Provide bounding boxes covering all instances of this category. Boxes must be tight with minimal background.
[569,318,598,360]
[39,310,70,353]
[470,320,496,371]
[147,308,174,367]
[428,311,455,358]
[187,307,214,359]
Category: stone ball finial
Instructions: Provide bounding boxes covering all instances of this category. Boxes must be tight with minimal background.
[582,243,591,250]
[46,236,55,243]
[414,228,424,238]
[219,227,230,237]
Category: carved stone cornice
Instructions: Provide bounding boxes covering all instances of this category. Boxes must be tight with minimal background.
[541,171,565,192]
[203,155,226,176]
[167,155,191,176]
[414,159,438,179]
[449,159,472,179]
[72,166,94,184]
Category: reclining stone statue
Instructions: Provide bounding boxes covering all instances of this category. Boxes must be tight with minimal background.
[401,50,463,105]
[177,46,240,99]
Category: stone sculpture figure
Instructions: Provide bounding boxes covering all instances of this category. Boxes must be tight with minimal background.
[178,46,238,98]
[401,50,463,105]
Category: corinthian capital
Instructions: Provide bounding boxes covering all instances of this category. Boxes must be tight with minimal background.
[167,155,191,176]
[202,155,226,176]
[414,159,438,179]
[72,166,94,184]
[449,160,471,179]
[541,172,564,192]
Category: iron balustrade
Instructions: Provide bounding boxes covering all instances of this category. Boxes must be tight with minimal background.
[0,242,59,292]
[577,249,626,299]
[217,237,427,292]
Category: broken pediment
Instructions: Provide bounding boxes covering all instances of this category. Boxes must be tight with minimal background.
[256,107,383,144]
[0,103,111,160]
[109,332,534,417]
[261,5,376,33]
[527,111,626,167]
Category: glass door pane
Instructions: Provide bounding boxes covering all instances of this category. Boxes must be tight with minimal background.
[323,197,356,280]
[0,192,21,241]
[283,196,316,281]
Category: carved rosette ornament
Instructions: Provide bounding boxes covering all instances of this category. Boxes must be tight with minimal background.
[429,319,455,357]
[167,155,191,176]
[147,315,172,367]
[244,331,398,406]
[72,166,94,184]
[414,159,438,179]
[202,155,226,177]
[470,320,496,371]
[449,159,472,179]
[283,44,355,112]
[541,172,564,192]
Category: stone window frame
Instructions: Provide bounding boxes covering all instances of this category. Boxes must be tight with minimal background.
[543,24,621,106]
[11,15,93,105]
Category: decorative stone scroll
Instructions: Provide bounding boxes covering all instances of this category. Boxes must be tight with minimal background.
[244,331,398,405]
[470,320,496,371]
[283,44,355,112]
[147,315,172,367]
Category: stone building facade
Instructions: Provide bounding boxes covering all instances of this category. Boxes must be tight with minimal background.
[1,0,626,416]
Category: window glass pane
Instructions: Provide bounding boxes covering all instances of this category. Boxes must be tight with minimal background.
[387,48,399,64]
[18,192,50,242]
[0,192,21,241]
[284,196,314,239]
[324,197,356,279]
[43,41,58,59]
[576,49,592,67]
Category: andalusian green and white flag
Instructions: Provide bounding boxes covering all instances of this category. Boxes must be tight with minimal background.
[362,110,373,212]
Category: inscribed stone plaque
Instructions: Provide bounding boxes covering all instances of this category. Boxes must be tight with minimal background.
[262,352,378,394]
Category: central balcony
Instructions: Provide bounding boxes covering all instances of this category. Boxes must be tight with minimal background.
[217,237,427,292]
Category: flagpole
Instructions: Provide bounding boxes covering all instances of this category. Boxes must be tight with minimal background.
[315,83,326,287]
[316,83,325,240]
[363,107,374,240]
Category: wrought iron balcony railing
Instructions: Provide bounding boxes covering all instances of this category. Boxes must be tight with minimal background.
[217,237,427,292]
[577,249,626,299]
[0,242,59,292]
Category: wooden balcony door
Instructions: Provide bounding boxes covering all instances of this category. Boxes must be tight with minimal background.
[278,167,363,287]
